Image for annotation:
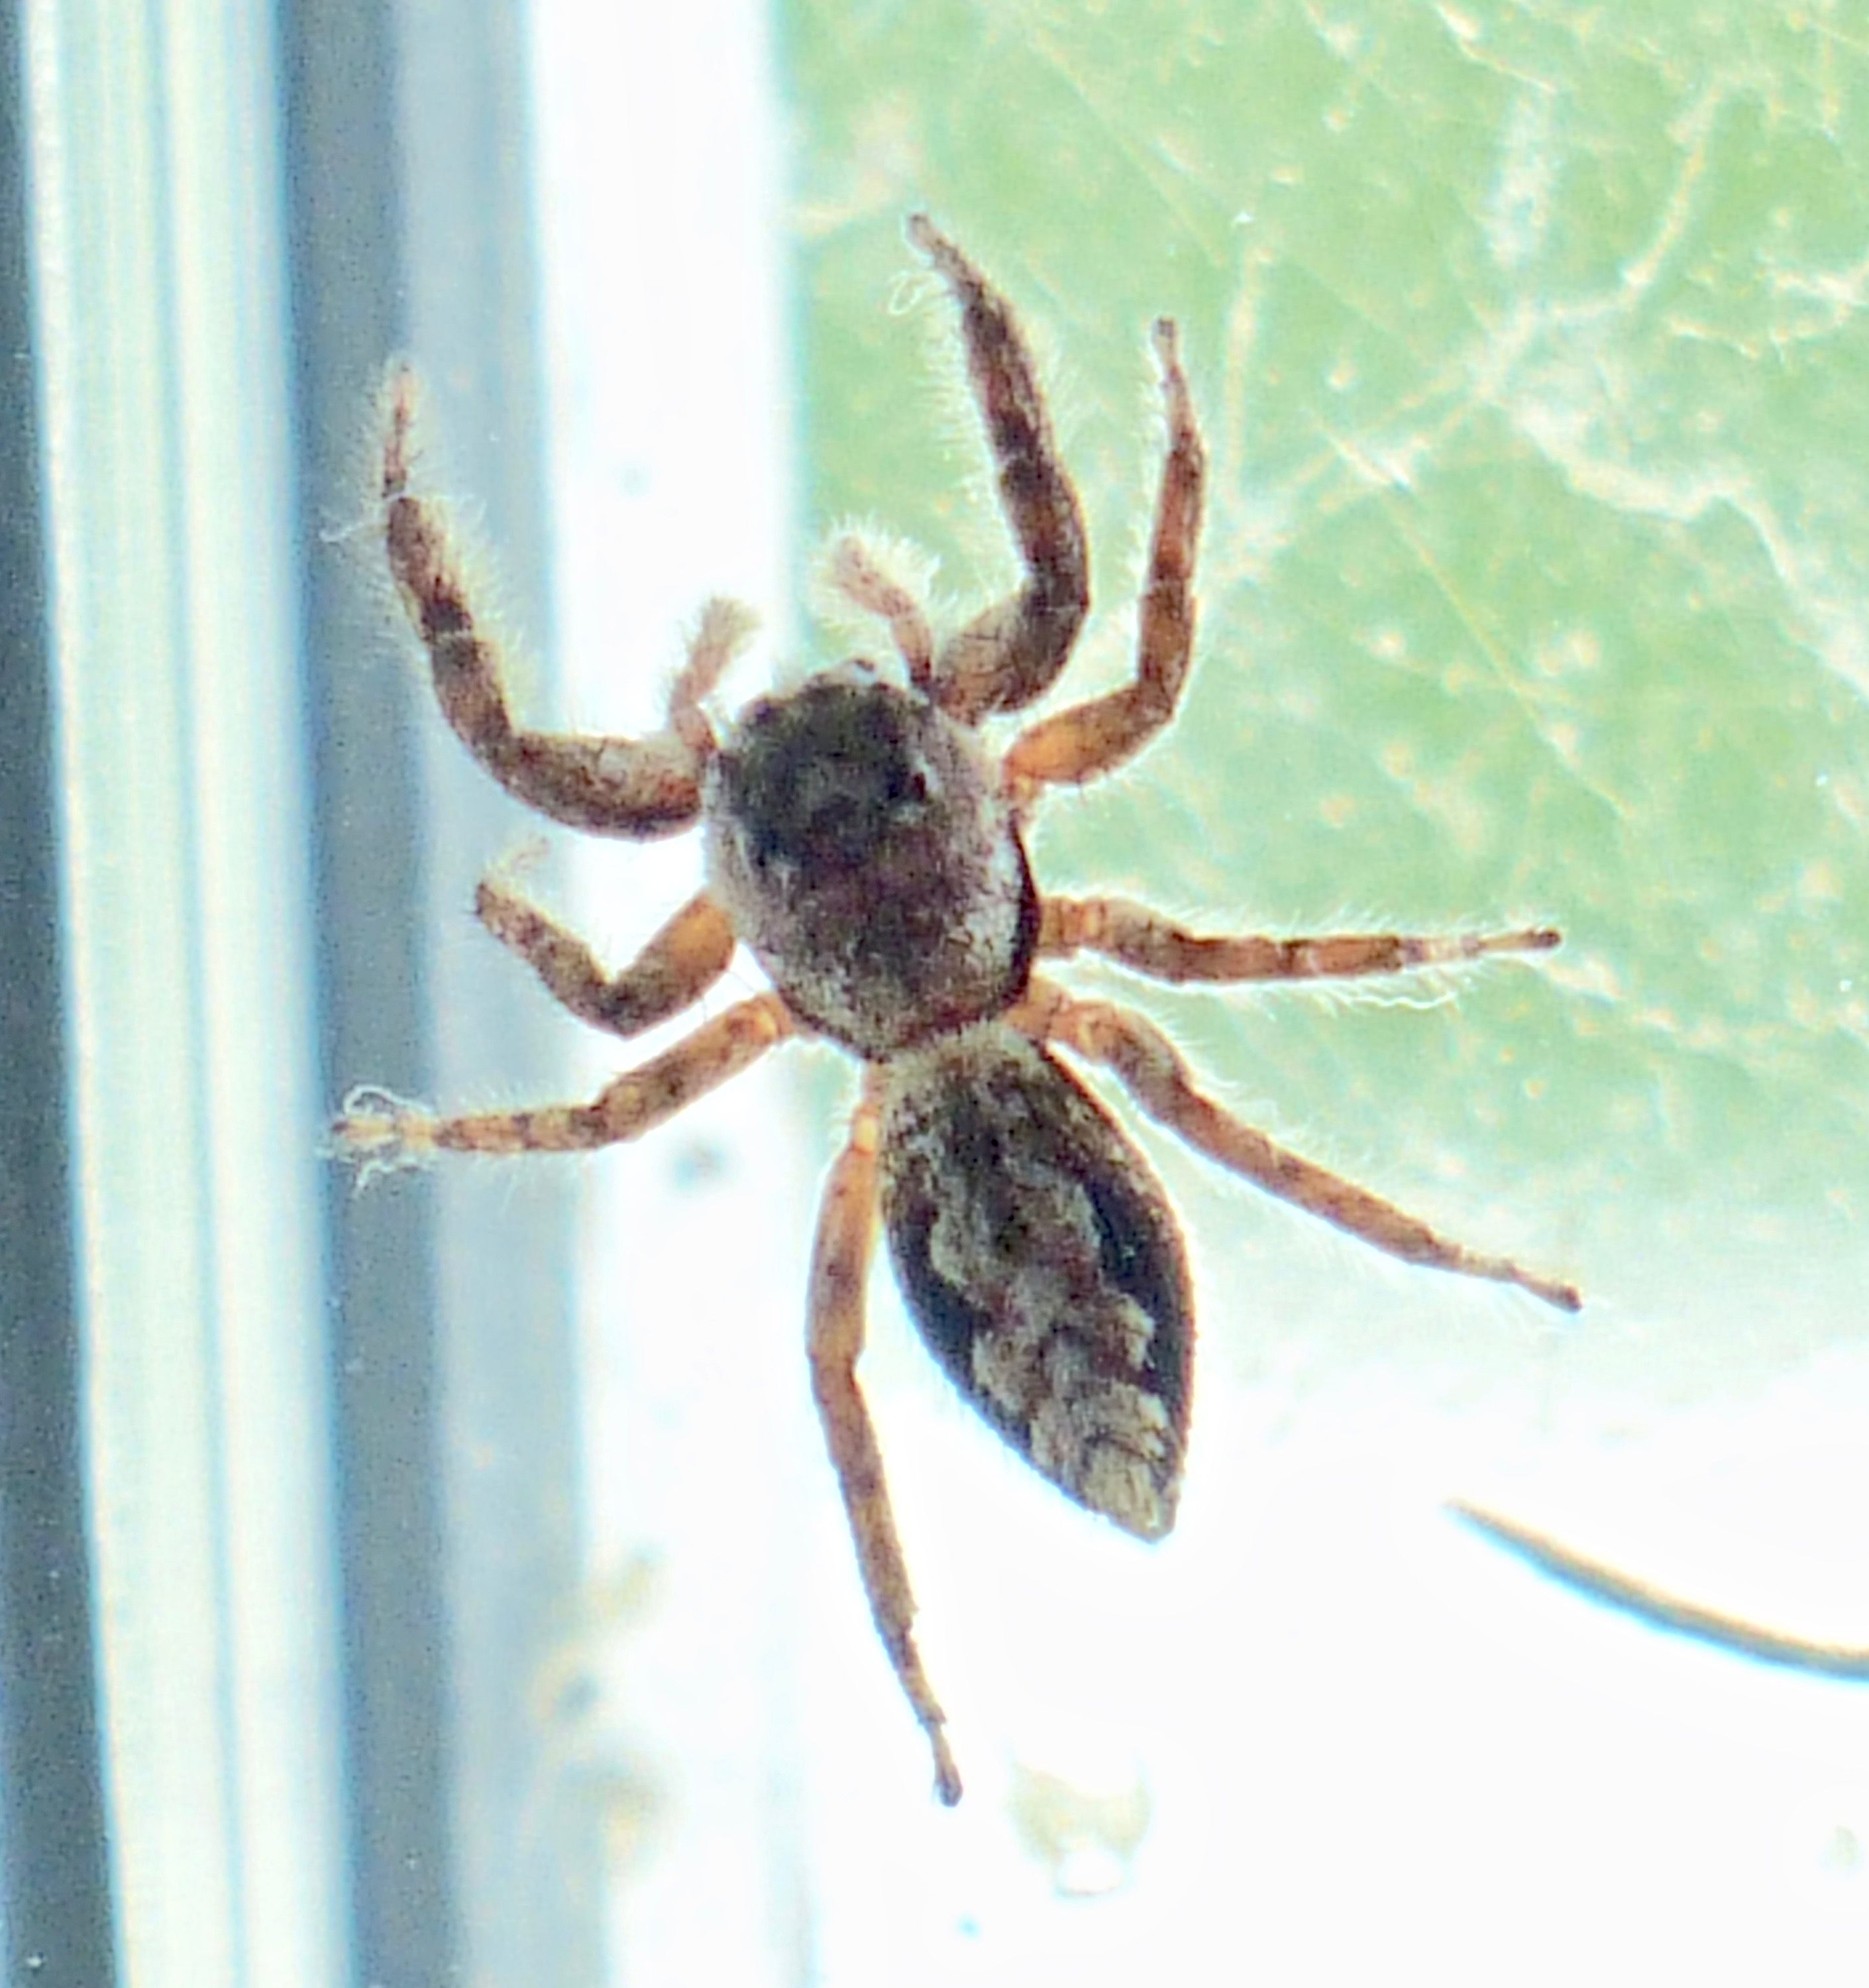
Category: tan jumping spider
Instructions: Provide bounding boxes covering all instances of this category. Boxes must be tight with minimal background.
[333,213,1579,1806]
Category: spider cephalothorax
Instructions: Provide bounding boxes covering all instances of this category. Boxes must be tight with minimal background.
[335,213,1576,1805]
[704,669,1039,1057]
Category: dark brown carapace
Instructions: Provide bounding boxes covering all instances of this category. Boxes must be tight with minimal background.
[334,213,1577,1805]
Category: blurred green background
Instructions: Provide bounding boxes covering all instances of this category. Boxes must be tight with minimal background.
[780,2,1869,1400]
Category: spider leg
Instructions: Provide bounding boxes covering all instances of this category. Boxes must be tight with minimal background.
[382,368,754,837]
[476,878,737,1040]
[1004,319,1204,795]
[1038,896,1560,985]
[1019,981,1579,1313]
[827,536,935,691]
[665,594,757,750]
[808,1075,963,1806]
[908,215,1088,724]
[331,993,789,1176]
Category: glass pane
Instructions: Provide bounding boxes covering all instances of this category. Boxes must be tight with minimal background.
[775,4,1869,1979]
[37,1,1868,1982]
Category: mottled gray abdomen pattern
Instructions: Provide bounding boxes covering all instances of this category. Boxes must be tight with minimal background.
[878,1025,1193,1539]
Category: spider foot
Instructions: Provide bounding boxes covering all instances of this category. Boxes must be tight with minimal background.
[327,1084,442,1186]
[378,362,421,506]
[1497,1261,1582,1315]
[930,1722,963,1808]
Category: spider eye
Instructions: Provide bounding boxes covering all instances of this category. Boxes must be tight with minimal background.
[793,744,934,865]
[891,753,934,809]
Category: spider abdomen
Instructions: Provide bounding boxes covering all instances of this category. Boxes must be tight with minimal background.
[704,671,1039,1058]
[878,1024,1194,1539]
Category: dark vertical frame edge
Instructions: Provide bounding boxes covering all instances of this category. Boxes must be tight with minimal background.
[0,1,119,1981]
[279,3,460,1985]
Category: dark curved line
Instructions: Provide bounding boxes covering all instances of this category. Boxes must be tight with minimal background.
[1449,1501,1869,1682]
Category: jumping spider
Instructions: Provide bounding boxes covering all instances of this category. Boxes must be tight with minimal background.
[334,213,1579,1806]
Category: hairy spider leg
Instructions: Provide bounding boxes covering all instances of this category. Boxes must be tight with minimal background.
[808,1078,964,1804]
[1004,318,1204,794]
[907,214,1090,724]
[332,993,790,1172]
[1022,983,1579,1313]
[1038,897,1562,985]
[668,596,758,751]
[380,366,750,838]
[475,878,737,1040]
[826,537,935,690]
